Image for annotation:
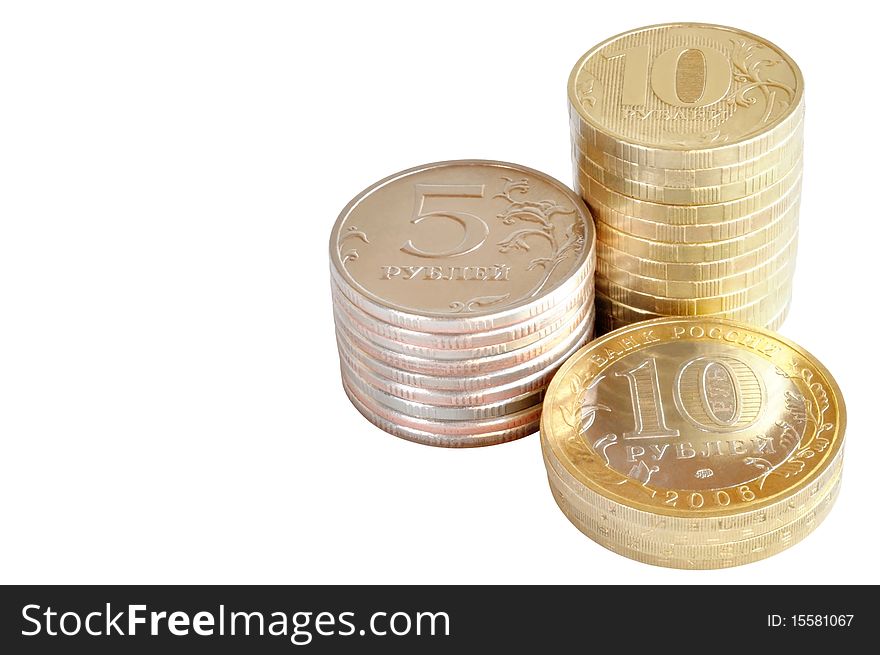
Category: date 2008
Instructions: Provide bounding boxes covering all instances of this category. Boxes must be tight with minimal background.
[768,615,854,628]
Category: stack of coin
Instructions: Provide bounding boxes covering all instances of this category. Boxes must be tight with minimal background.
[567,23,804,334]
[540,317,846,568]
[330,160,596,447]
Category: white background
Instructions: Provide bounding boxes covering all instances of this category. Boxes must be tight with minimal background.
[1,1,875,584]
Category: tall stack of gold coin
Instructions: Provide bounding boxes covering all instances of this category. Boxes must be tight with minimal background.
[567,24,803,334]
[330,160,596,447]
[540,318,846,569]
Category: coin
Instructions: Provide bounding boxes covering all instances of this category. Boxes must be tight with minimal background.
[339,336,567,407]
[576,151,800,204]
[588,176,802,243]
[596,262,794,314]
[335,310,593,392]
[548,472,841,568]
[568,24,804,168]
[540,317,845,568]
[576,160,802,225]
[330,160,595,334]
[341,375,542,447]
[333,287,594,360]
[341,359,545,421]
[595,296,791,335]
[572,119,804,187]
[596,229,797,281]
[596,239,796,298]
[595,201,797,263]
[330,160,597,446]
[335,303,595,376]
[595,283,793,324]
[331,272,594,350]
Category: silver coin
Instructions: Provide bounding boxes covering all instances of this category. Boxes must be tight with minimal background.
[340,338,560,407]
[342,378,540,447]
[334,310,594,392]
[340,360,544,421]
[333,289,594,361]
[330,271,594,350]
[334,305,595,376]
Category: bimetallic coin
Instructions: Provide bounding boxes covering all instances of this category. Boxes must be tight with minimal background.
[576,161,802,225]
[568,24,804,167]
[588,175,802,243]
[548,473,841,569]
[543,442,843,538]
[572,119,804,187]
[330,160,595,334]
[540,318,845,568]
[576,150,801,204]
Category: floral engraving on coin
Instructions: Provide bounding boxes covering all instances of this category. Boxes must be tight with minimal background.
[337,225,369,266]
[447,177,587,313]
[730,39,796,125]
[448,293,511,313]
[494,178,585,298]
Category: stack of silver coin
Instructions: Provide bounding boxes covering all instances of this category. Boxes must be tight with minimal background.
[330,160,596,447]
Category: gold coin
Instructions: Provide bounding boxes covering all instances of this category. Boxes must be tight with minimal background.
[596,238,796,298]
[588,175,802,243]
[568,24,804,168]
[596,229,797,281]
[576,159,801,225]
[595,201,797,262]
[576,151,801,205]
[540,317,845,568]
[330,160,595,334]
[595,296,791,334]
[595,282,792,324]
[596,262,794,314]
[572,118,804,187]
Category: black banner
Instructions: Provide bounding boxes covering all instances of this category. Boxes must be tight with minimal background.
[0,585,868,653]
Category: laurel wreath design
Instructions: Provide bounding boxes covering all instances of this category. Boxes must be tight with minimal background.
[745,363,834,489]
[559,373,658,494]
